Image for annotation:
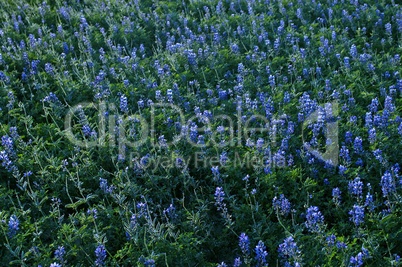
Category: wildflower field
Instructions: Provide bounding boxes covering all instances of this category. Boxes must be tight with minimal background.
[0,0,402,266]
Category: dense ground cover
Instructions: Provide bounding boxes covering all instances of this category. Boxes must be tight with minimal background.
[0,0,401,266]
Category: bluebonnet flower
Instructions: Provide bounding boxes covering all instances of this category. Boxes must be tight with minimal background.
[278,236,302,265]
[256,138,264,152]
[335,242,347,251]
[87,208,98,219]
[144,259,155,266]
[385,23,392,35]
[239,233,249,255]
[274,38,280,51]
[7,91,15,110]
[217,262,227,267]
[99,178,114,193]
[296,8,303,19]
[368,128,376,144]
[217,125,225,134]
[380,171,395,197]
[8,215,19,237]
[95,245,107,266]
[188,51,197,66]
[393,254,400,264]
[364,112,372,129]
[349,205,365,226]
[231,43,240,54]
[136,202,148,219]
[50,263,61,267]
[382,200,392,216]
[332,187,342,206]
[384,95,396,113]
[163,204,177,220]
[43,92,61,105]
[167,89,173,103]
[350,44,358,58]
[45,63,54,76]
[344,57,351,69]
[373,149,384,163]
[158,135,167,148]
[233,257,241,267]
[345,131,353,144]
[339,165,348,176]
[255,240,268,266]
[137,100,145,109]
[55,246,65,262]
[219,152,228,166]
[305,206,324,233]
[369,98,379,113]
[218,90,227,100]
[1,135,14,155]
[23,171,32,178]
[297,92,317,120]
[214,187,225,210]
[350,247,369,267]
[210,166,220,183]
[326,234,336,247]
[196,135,206,146]
[155,90,164,101]
[396,120,402,137]
[272,194,291,216]
[120,94,128,113]
[283,92,290,103]
[353,137,363,154]
[316,67,322,76]
[348,177,363,199]
[123,80,129,88]
[349,116,358,125]
[59,6,70,20]
[364,192,375,212]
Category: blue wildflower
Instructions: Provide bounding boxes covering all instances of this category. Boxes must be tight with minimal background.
[349,205,365,226]
[332,188,342,206]
[8,215,19,237]
[95,244,107,266]
[305,206,324,233]
[380,171,395,197]
[278,236,302,265]
[348,177,363,199]
[120,94,128,113]
[239,233,249,255]
[255,240,268,266]
[272,194,291,216]
[233,257,241,267]
[55,246,65,262]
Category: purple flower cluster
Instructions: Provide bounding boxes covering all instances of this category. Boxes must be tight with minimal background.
[380,171,396,197]
[350,247,370,267]
[239,233,250,255]
[95,244,107,266]
[272,194,291,216]
[99,178,114,193]
[349,205,365,226]
[54,245,65,263]
[8,215,19,237]
[255,240,268,266]
[278,236,302,266]
[305,206,324,233]
[348,177,363,199]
